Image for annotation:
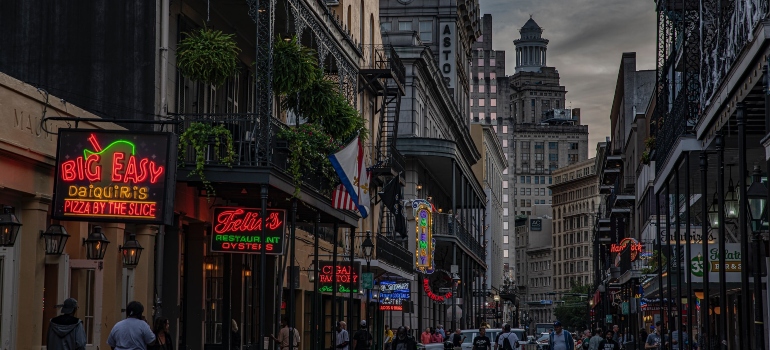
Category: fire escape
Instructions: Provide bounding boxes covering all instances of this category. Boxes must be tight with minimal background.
[359,45,406,238]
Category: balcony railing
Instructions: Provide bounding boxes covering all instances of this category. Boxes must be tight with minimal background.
[352,233,413,273]
[432,213,486,260]
[360,45,406,92]
[171,113,335,196]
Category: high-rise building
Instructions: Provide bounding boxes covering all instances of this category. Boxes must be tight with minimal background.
[469,13,516,293]
[508,18,589,217]
[549,158,600,292]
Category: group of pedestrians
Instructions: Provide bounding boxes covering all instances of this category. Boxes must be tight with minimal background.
[420,325,447,344]
[46,298,161,350]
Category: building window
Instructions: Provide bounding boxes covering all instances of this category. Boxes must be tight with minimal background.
[490,58,496,66]
[503,208,509,216]
[535,153,544,161]
[478,72,484,79]
[503,168,508,175]
[478,58,484,66]
[479,99,485,107]
[549,153,558,161]
[569,142,579,150]
[568,154,579,164]
[549,142,558,149]
[381,22,392,32]
[504,222,509,230]
[477,35,484,42]
[503,194,509,202]
[503,125,508,133]
[479,112,485,119]
[470,84,474,92]
[521,141,530,149]
[491,99,497,107]
[535,142,544,150]
[503,180,509,188]
[479,85,485,93]
[490,72,496,79]
[419,21,432,42]
[491,112,497,120]
[503,249,509,258]
[398,21,412,30]
[470,99,474,107]
[491,85,497,93]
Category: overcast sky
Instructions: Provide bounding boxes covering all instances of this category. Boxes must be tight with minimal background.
[479,0,657,157]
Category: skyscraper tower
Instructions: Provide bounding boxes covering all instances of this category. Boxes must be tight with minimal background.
[514,17,549,73]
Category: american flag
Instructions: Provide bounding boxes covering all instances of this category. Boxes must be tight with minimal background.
[332,184,358,211]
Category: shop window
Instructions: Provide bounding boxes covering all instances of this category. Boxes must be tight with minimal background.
[205,255,225,344]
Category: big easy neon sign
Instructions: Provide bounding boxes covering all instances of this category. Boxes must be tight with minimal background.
[210,207,286,254]
[52,130,177,224]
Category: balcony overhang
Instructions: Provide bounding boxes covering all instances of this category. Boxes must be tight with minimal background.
[602,167,620,184]
[600,184,614,194]
[610,207,631,216]
[606,154,623,168]
[598,218,611,226]
[613,194,636,208]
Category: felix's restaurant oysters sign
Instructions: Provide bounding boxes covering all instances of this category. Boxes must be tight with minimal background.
[52,130,176,225]
[210,207,286,254]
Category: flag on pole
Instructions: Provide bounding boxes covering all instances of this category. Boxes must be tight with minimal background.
[328,136,370,218]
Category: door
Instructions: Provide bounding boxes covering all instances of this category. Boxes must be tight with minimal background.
[69,260,103,350]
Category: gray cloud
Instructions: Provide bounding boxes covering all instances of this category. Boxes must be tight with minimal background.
[481,0,657,156]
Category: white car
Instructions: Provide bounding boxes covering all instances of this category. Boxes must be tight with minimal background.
[459,328,527,350]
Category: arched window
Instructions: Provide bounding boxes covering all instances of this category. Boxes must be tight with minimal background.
[360,0,365,45]
[347,5,352,32]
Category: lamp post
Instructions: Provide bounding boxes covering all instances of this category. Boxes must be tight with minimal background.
[119,233,144,267]
[0,206,22,247]
[41,224,70,255]
[451,272,461,331]
[83,226,110,260]
[745,165,766,350]
[362,231,374,322]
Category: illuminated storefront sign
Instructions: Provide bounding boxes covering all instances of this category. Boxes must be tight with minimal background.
[423,278,452,302]
[317,261,361,293]
[413,199,435,274]
[611,238,643,261]
[52,130,176,224]
[688,243,742,283]
[379,281,410,311]
[210,207,286,254]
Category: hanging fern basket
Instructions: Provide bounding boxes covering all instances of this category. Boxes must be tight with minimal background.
[178,122,237,198]
[177,27,241,86]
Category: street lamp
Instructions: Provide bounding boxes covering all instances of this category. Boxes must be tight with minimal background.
[41,224,70,255]
[451,272,461,330]
[725,168,740,219]
[83,226,110,260]
[361,231,374,323]
[708,192,721,229]
[745,164,767,349]
[0,206,22,247]
[746,165,766,231]
[307,262,316,282]
[119,233,144,267]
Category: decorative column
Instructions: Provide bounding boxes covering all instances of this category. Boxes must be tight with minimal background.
[101,222,126,350]
[15,197,50,350]
[134,225,157,315]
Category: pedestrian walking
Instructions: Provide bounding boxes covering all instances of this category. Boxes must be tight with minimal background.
[644,326,662,350]
[148,318,172,350]
[392,327,417,350]
[421,327,432,344]
[430,327,443,343]
[231,319,242,350]
[336,321,350,350]
[598,330,621,350]
[471,327,491,350]
[46,298,87,350]
[452,328,465,349]
[352,320,373,350]
[437,325,446,340]
[548,321,574,350]
[494,324,519,350]
[589,328,603,350]
[384,325,394,350]
[106,301,156,350]
[271,317,300,350]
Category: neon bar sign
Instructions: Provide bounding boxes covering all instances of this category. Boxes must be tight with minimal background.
[210,207,286,255]
[423,278,452,302]
[413,199,435,274]
[52,130,176,224]
[317,261,361,293]
[611,238,643,261]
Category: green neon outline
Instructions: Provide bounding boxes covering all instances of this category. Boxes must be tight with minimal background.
[83,139,136,159]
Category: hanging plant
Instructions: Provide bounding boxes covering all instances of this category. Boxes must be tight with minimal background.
[644,136,656,150]
[272,35,319,96]
[177,27,241,86]
[277,123,338,198]
[179,122,237,197]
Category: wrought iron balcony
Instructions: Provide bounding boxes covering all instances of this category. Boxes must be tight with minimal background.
[171,113,335,196]
[432,213,486,260]
[360,45,406,96]
[352,233,413,274]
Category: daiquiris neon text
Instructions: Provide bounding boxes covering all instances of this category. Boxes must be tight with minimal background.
[54,130,174,222]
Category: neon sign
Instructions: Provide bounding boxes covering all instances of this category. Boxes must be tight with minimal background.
[413,199,435,274]
[380,305,403,311]
[423,278,452,302]
[210,207,286,254]
[318,261,361,293]
[611,238,643,261]
[379,280,410,311]
[52,130,176,224]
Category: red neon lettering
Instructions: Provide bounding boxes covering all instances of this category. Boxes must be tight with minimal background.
[88,133,102,152]
[214,209,284,234]
[136,158,149,182]
[76,156,85,181]
[124,156,140,183]
[62,160,77,181]
[85,154,101,182]
[149,162,164,183]
[112,153,125,182]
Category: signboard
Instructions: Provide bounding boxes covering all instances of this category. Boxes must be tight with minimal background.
[52,130,177,224]
[611,238,643,261]
[413,199,435,273]
[318,261,361,293]
[688,243,742,283]
[210,207,286,254]
[362,272,374,290]
[379,280,410,311]
[438,22,456,90]
[530,219,542,231]
[605,315,613,324]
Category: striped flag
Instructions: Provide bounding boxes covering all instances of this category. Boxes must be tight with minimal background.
[332,184,357,211]
[329,136,370,217]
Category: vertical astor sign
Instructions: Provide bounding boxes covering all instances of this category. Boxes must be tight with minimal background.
[210,207,286,254]
[52,130,177,225]
[413,199,435,274]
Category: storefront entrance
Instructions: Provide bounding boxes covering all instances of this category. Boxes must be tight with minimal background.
[69,260,103,350]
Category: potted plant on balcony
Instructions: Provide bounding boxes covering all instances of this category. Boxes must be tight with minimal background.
[178,122,237,197]
[177,27,241,86]
[273,35,318,96]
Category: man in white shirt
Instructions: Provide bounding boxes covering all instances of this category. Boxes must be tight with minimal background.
[494,324,520,350]
[336,321,350,350]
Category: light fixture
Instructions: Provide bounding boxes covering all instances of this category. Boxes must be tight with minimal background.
[83,226,110,260]
[416,184,423,191]
[494,295,500,302]
[308,262,315,282]
[372,288,379,299]
[243,267,252,277]
[205,262,216,271]
[746,165,767,231]
[694,291,705,300]
[708,191,720,229]
[119,233,144,267]
[0,206,22,247]
[452,273,461,286]
[725,166,740,219]
[41,224,70,255]
[362,231,374,263]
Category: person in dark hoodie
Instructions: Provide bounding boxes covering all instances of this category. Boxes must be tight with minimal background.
[47,298,87,350]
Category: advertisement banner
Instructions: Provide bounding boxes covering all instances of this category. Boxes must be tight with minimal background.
[210,207,286,254]
[687,243,742,283]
